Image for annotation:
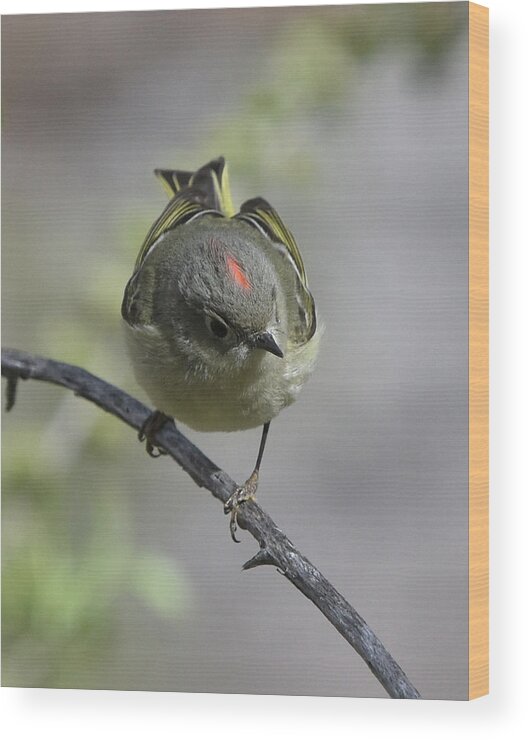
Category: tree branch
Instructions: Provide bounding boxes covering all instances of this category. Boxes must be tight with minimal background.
[2,347,421,699]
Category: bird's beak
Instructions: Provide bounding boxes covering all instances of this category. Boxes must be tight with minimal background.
[251,331,284,358]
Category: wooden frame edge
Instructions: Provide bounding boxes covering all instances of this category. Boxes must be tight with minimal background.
[468,1,489,700]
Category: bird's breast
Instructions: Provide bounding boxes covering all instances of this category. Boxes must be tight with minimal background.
[124,321,321,432]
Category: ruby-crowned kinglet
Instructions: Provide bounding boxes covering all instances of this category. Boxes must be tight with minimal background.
[122,157,321,539]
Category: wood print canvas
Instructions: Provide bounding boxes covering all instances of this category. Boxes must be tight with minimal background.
[1,2,488,700]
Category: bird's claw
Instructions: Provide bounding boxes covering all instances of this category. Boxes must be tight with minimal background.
[142,439,167,458]
[138,410,172,457]
[224,470,259,543]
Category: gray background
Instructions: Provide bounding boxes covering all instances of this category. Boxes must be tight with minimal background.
[2,3,468,699]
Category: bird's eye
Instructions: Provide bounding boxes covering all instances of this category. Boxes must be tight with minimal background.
[205,315,230,339]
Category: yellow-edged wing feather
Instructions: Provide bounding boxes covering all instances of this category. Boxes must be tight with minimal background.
[236,197,316,344]
[134,158,234,270]
[238,198,307,284]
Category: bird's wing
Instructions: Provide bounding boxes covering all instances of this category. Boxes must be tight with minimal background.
[133,158,234,272]
[235,197,317,345]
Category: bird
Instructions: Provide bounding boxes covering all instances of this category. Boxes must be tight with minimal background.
[121,157,321,540]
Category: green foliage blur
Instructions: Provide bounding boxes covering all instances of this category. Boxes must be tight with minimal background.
[206,3,464,181]
[2,3,465,688]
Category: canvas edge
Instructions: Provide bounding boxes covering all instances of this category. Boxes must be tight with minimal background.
[468,0,489,701]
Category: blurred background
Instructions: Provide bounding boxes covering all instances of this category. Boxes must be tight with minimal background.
[2,3,468,699]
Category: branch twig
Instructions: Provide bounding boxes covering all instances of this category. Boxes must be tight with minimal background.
[2,347,421,699]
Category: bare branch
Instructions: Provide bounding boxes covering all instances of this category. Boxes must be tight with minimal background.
[1,347,421,699]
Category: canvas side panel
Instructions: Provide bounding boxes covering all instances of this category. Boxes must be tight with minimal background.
[468,1,489,701]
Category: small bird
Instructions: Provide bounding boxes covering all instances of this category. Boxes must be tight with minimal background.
[122,157,321,540]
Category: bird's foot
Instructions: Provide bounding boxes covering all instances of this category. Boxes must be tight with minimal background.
[138,410,172,457]
[224,469,259,543]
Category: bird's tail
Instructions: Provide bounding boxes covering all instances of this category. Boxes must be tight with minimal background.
[154,157,235,218]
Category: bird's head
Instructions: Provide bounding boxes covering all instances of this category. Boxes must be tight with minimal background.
[157,225,285,371]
